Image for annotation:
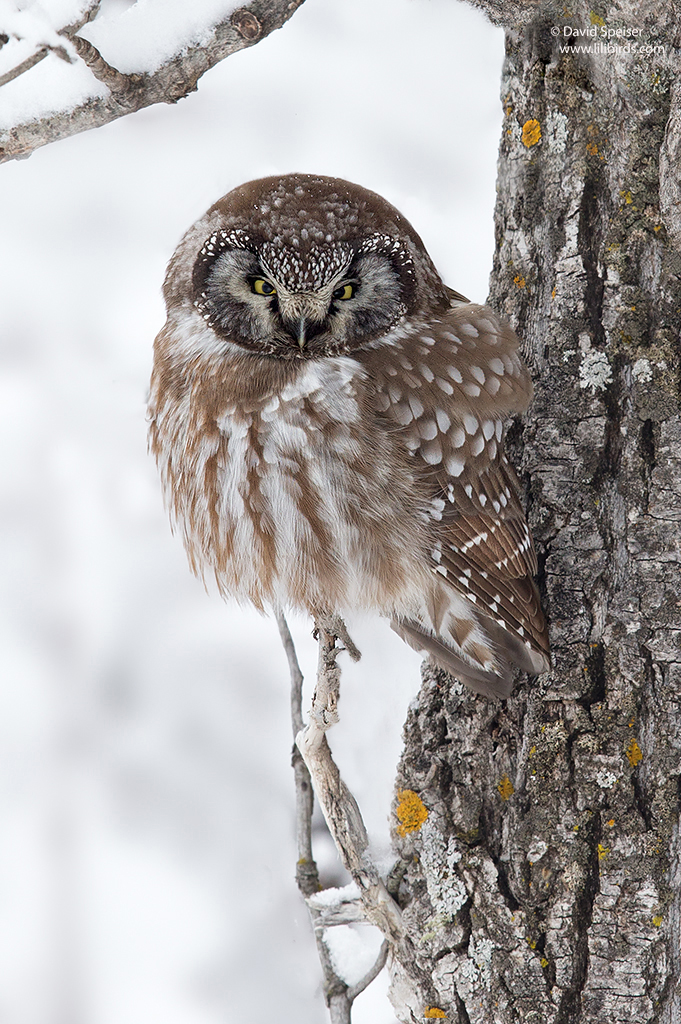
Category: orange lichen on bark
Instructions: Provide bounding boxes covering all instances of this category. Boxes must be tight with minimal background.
[396,789,428,836]
[497,775,515,800]
[522,119,541,147]
[424,1008,447,1019]
[626,738,643,766]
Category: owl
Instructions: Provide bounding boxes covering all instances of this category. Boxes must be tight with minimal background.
[148,174,550,697]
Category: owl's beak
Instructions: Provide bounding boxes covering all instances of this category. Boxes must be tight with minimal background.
[297,315,306,350]
[280,294,326,349]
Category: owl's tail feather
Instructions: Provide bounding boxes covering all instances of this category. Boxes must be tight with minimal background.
[392,614,548,700]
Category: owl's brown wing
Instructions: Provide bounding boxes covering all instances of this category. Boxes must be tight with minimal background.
[445,285,471,306]
[362,302,549,697]
[428,454,549,675]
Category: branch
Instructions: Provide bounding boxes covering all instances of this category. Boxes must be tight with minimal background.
[296,614,404,945]
[276,611,353,1021]
[347,939,389,1001]
[296,616,448,1016]
[0,0,307,164]
[0,1,100,89]
[276,610,319,895]
[277,611,394,1023]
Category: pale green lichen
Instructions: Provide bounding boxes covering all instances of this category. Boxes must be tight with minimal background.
[579,350,613,393]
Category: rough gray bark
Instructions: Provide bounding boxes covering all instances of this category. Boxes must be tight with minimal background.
[389,1,681,1020]
[0,0,306,164]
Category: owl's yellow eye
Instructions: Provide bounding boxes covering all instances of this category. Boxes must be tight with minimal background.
[252,278,276,296]
[333,283,355,301]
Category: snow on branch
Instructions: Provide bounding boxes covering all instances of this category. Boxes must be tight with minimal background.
[0,0,307,164]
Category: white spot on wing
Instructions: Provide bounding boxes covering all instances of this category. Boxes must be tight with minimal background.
[408,395,425,418]
[418,419,438,440]
[420,439,443,464]
[470,434,485,457]
[393,402,413,425]
[445,455,465,477]
[435,409,451,433]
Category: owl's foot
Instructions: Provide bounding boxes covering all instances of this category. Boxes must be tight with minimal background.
[313,612,361,663]
[310,612,361,729]
[311,685,339,729]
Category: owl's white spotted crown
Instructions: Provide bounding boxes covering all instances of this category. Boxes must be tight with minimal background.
[194,226,356,294]
[167,174,448,316]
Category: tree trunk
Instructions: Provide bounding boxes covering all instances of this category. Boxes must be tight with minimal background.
[389,2,681,1020]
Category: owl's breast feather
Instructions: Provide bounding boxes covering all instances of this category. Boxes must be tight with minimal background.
[150,340,433,615]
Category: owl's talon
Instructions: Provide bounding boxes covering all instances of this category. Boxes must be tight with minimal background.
[315,612,361,663]
[311,704,339,730]
[311,677,340,730]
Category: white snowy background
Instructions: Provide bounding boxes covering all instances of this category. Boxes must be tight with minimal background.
[0,1,504,1020]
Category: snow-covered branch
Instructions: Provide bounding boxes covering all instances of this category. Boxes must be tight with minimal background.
[0,0,306,163]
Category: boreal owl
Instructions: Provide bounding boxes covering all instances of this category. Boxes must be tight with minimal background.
[148,174,550,697]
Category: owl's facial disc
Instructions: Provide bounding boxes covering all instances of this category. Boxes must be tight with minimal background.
[195,241,407,359]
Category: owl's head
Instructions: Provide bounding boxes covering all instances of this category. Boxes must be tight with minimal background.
[163,174,450,360]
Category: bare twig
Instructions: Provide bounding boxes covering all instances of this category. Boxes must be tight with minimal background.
[297,615,404,945]
[277,608,305,736]
[347,939,389,1001]
[277,611,394,1022]
[65,35,142,100]
[1,0,307,164]
[0,48,49,89]
[297,617,440,1011]
[276,610,318,895]
[276,611,351,1020]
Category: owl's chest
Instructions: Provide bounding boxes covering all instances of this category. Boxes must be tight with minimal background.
[186,356,429,610]
[217,357,371,506]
